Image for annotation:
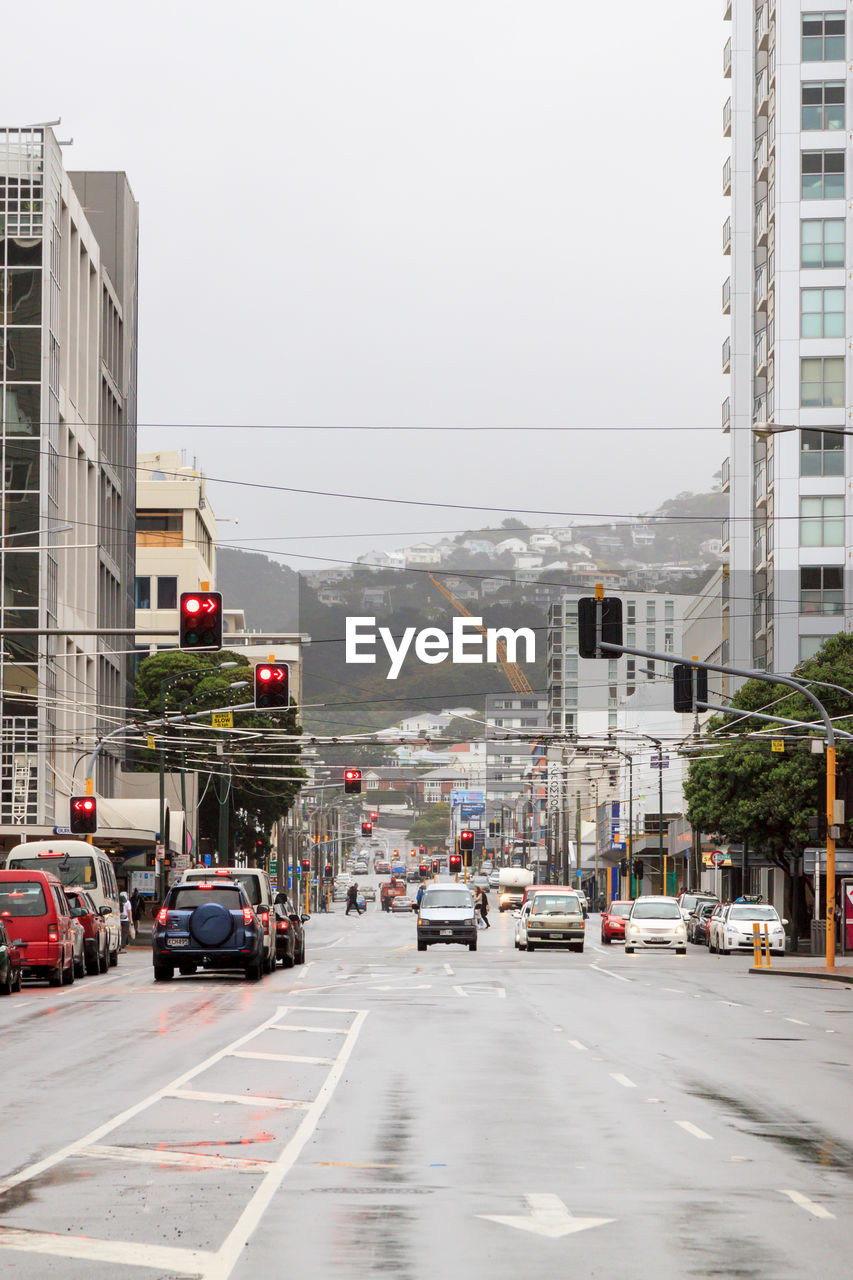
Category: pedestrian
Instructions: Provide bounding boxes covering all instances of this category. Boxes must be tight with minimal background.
[119,892,133,950]
[479,884,491,929]
[416,882,425,911]
[130,888,142,926]
[346,882,363,916]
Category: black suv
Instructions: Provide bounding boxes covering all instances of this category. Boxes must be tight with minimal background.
[152,879,265,982]
[272,896,308,968]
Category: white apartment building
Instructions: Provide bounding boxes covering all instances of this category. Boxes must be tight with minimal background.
[0,127,138,840]
[724,3,849,674]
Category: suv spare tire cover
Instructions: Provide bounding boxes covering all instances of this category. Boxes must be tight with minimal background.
[189,902,233,946]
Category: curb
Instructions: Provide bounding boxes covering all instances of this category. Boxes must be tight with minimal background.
[749,965,853,984]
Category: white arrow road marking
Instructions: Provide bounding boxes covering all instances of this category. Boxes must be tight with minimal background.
[780,1190,835,1220]
[479,1193,615,1239]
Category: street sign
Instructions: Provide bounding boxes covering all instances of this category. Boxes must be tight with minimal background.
[211,711,234,729]
[146,735,156,751]
[709,850,726,867]
[53,826,71,836]
[269,860,277,875]
[771,738,785,753]
[650,755,669,769]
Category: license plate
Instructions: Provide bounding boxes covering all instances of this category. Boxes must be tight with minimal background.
[440,929,453,936]
[169,937,189,947]
[649,937,666,943]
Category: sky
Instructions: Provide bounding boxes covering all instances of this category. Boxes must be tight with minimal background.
[4,0,728,569]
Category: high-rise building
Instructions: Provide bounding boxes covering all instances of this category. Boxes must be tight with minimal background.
[724,4,848,674]
[0,127,138,835]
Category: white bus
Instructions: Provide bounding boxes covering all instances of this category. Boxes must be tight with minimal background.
[5,840,121,965]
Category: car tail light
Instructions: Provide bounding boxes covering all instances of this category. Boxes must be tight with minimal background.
[157,908,169,925]
[48,923,59,941]
[215,869,230,876]
[242,907,254,925]
[260,910,270,929]
[277,920,289,932]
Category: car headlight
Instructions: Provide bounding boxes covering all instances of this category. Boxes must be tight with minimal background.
[675,925,686,935]
[628,924,640,934]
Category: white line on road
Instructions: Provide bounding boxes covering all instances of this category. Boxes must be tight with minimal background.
[0,1228,214,1276]
[589,964,631,984]
[312,937,344,949]
[785,1018,809,1026]
[168,1089,311,1111]
[675,1121,713,1141]
[228,1050,335,1065]
[84,1143,272,1173]
[780,1189,835,1219]
[268,1024,348,1034]
[610,1073,636,1089]
[568,1040,587,1051]
[453,985,469,997]
[664,988,685,994]
[443,963,454,975]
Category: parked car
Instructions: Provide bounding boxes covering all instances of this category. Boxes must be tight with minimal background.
[524,890,585,953]
[180,866,276,973]
[709,902,787,956]
[0,869,76,986]
[5,840,121,967]
[601,900,632,944]
[624,896,687,955]
[488,870,501,890]
[0,919,22,995]
[688,899,717,945]
[64,887,109,975]
[676,891,719,925]
[514,901,532,949]
[272,898,308,967]
[152,878,265,982]
[417,885,477,950]
[69,915,86,979]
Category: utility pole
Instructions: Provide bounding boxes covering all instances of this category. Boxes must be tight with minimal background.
[575,789,581,886]
[217,759,230,863]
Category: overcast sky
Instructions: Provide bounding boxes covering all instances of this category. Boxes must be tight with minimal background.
[6,0,727,568]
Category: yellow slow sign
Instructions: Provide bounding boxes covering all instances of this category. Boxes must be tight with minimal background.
[211,711,234,729]
[771,738,784,753]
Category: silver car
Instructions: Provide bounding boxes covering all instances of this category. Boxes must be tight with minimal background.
[624,896,687,954]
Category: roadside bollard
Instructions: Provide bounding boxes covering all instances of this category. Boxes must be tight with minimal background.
[752,921,764,968]
[763,921,772,969]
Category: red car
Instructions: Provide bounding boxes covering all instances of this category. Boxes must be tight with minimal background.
[65,887,109,975]
[0,869,76,986]
[601,900,632,944]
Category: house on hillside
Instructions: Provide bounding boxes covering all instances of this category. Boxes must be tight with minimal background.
[528,533,560,553]
[631,525,656,547]
[362,587,390,609]
[417,769,466,804]
[515,553,544,571]
[405,543,442,566]
[317,588,345,605]
[495,537,528,556]
[442,577,479,602]
[460,539,495,557]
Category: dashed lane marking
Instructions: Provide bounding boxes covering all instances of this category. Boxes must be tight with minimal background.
[568,1040,587,1051]
[785,1018,809,1026]
[610,1073,636,1089]
[675,1121,713,1141]
[589,964,631,984]
[167,1089,311,1111]
[780,1189,835,1220]
[268,1024,348,1034]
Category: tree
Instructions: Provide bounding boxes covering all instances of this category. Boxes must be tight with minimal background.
[407,802,451,844]
[134,650,304,862]
[684,633,853,934]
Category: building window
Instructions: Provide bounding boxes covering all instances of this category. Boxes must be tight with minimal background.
[664,600,674,623]
[801,150,845,199]
[800,635,832,662]
[802,81,845,129]
[800,495,844,546]
[801,288,845,338]
[646,601,656,621]
[626,602,636,625]
[800,356,844,407]
[802,12,845,62]
[800,566,844,615]
[135,576,151,609]
[801,428,844,475]
[156,576,178,609]
[801,218,845,267]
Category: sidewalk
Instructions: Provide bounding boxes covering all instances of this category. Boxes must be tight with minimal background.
[749,954,853,984]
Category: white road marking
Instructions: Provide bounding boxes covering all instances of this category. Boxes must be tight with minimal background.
[610,1073,636,1089]
[312,937,344,949]
[84,1143,272,1173]
[453,985,469,997]
[568,1039,587,1051]
[479,1193,615,1239]
[826,1029,836,1034]
[228,1050,335,1065]
[589,964,631,984]
[719,1001,742,1007]
[664,987,684,994]
[675,1121,713,1141]
[780,1189,835,1220]
[443,963,454,975]
[785,1017,809,1026]
[268,1024,348,1034]
[371,983,432,991]
[0,1228,214,1275]
[168,1089,311,1111]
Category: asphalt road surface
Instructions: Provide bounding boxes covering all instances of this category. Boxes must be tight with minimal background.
[0,883,851,1279]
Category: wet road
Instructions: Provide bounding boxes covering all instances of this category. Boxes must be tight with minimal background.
[0,887,851,1278]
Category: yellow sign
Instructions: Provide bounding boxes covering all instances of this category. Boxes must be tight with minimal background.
[771,738,785,753]
[211,711,234,729]
[146,735,156,751]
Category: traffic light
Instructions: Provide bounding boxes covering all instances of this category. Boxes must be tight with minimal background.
[300,858,310,875]
[634,859,644,880]
[324,863,333,879]
[673,664,708,714]
[370,811,379,821]
[179,591,222,650]
[432,859,440,874]
[459,830,475,852]
[344,769,362,794]
[578,596,623,659]
[253,662,290,709]
[69,795,97,835]
[361,821,373,836]
[419,845,426,857]
[488,820,501,836]
[449,853,462,874]
[419,863,430,877]
[619,858,628,876]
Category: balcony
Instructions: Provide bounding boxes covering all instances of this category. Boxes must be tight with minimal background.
[723,37,732,78]
[754,134,768,183]
[722,397,731,432]
[754,331,767,377]
[724,0,731,19]
[723,97,732,137]
[755,199,768,245]
[723,216,731,255]
[722,336,731,373]
[721,518,730,550]
[754,264,768,311]
[722,276,731,314]
[723,156,731,195]
[721,456,730,492]
[768,42,775,87]
[755,68,769,116]
[755,4,769,51]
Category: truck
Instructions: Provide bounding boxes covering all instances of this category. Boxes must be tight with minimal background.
[497,866,535,912]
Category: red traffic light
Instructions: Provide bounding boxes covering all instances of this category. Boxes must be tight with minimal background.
[179,591,222,650]
[361,821,373,836]
[431,859,440,873]
[449,854,462,873]
[344,769,362,794]
[459,830,475,850]
[300,859,310,873]
[69,795,98,835]
[254,662,290,710]
[369,811,378,821]
[419,863,430,876]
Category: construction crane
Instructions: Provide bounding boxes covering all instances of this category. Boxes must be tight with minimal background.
[428,574,535,696]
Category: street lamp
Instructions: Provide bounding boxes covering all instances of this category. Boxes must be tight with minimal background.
[753,421,853,439]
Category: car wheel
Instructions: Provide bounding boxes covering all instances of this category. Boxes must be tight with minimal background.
[74,953,85,980]
[178,963,198,976]
[468,940,477,952]
[602,934,611,945]
[263,952,274,975]
[526,941,536,952]
[85,950,99,976]
[49,963,63,987]
[281,950,294,968]
[63,958,75,985]
[98,944,108,974]
[571,944,584,953]
[417,941,427,952]
[109,947,118,968]
[296,945,305,965]
[154,963,173,982]
[0,967,12,996]
[13,968,22,993]
[245,960,263,982]
[624,946,634,955]
[677,948,687,956]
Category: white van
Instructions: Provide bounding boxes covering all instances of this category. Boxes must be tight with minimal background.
[5,840,121,965]
[179,866,276,972]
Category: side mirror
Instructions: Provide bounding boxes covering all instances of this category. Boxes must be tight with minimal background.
[512,910,521,919]
[99,905,111,916]
[12,939,26,947]
[301,914,310,923]
[781,918,788,926]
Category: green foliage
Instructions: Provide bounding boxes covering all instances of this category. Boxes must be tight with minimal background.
[684,633,853,859]
[407,802,451,843]
[134,649,304,858]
